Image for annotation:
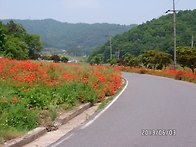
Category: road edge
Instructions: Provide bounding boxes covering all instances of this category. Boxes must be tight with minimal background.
[49,77,128,147]
[80,77,128,129]
[4,77,128,147]
[4,103,92,147]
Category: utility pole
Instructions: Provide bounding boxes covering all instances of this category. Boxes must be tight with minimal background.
[110,36,112,60]
[166,0,177,70]
[173,0,177,70]
[191,35,194,48]
[117,49,120,60]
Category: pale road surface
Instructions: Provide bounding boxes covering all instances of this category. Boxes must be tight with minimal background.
[49,72,196,147]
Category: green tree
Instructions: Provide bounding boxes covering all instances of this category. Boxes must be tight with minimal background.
[109,57,118,66]
[89,55,103,65]
[5,20,26,38]
[4,36,28,60]
[177,47,196,73]
[94,55,103,65]
[140,50,172,69]
[61,56,69,63]
[0,23,6,55]
[1,20,43,59]
[123,53,140,67]
[25,34,43,59]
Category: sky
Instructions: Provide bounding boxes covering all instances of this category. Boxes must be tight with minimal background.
[0,0,196,25]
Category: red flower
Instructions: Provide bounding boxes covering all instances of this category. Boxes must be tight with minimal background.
[11,97,18,103]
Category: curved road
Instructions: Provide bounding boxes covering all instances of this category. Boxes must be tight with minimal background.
[50,72,196,147]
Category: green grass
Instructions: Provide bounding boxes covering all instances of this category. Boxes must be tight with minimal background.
[0,125,26,145]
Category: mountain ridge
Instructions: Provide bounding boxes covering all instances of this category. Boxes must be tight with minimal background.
[90,9,196,62]
[1,19,136,55]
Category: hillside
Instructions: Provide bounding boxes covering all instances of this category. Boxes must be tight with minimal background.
[90,9,196,62]
[1,19,135,55]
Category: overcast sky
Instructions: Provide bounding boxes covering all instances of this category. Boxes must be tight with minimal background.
[0,0,196,25]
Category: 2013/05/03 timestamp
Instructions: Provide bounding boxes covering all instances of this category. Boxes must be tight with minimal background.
[141,129,176,136]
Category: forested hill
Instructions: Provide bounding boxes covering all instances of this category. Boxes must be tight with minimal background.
[90,9,196,62]
[1,19,135,55]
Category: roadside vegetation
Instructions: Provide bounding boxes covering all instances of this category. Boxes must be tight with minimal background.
[0,58,122,143]
[98,81,126,111]
[118,67,196,83]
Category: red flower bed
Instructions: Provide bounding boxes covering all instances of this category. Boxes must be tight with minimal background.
[117,65,196,83]
[0,58,122,102]
[0,59,124,142]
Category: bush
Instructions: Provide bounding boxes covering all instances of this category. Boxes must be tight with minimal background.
[61,56,69,63]
[51,55,60,63]
[41,55,51,60]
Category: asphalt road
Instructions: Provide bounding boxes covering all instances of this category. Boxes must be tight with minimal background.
[50,72,196,147]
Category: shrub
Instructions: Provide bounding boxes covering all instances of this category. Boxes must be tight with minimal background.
[61,56,69,63]
[51,55,60,63]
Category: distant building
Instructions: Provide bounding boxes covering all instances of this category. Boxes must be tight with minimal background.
[68,60,78,63]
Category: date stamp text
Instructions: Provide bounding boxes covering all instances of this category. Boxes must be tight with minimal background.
[141,129,176,136]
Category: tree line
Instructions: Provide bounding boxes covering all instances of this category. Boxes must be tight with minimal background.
[89,9,196,72]
[0,20,43,60]
[89,48,196,73]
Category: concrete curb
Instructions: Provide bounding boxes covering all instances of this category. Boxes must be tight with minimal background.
[4,127,47,147]
[4,103,93,147]
[54,103,93,127]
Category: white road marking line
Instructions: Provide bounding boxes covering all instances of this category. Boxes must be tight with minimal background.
[50,134,74,147]
[51,78,128,146]
[81,78,128,129]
